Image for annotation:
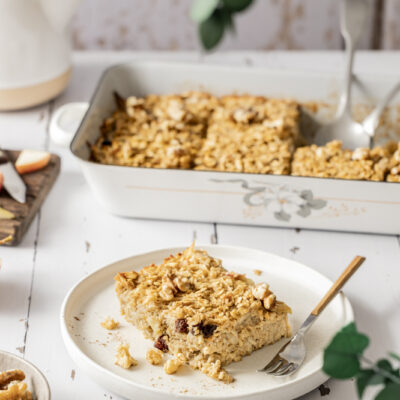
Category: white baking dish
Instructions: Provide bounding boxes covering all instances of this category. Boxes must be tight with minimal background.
[69,61,400,234]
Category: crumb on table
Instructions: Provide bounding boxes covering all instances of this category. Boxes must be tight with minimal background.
[101,316,120,330]
[115,344,138,369]
[253,269,262,276]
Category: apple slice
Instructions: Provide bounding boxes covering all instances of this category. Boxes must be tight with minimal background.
[15,149,51,174]
[0,206,14,219]
[0,171,3,191]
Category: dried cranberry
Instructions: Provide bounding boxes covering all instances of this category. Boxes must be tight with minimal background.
[154,335,169,352]
[193,322,217,338]
[175,319,188,334]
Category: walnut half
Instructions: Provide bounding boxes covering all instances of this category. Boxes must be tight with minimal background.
[252,283,276,310]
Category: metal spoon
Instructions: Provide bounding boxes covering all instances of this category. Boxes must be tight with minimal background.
[362,81,400,143]
[314,0,371,149]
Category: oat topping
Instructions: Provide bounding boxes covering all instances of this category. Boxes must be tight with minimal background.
[91,92,301,175]
[115,344,138,369]
[291,140,394,181]
[146,348,164,365]
[115,244,291,383]
[91,91,400,183]
[100,316,120,330]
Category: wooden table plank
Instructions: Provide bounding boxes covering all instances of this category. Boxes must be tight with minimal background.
[0,103,49,358]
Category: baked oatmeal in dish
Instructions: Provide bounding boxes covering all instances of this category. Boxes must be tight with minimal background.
[291,140,399,182]
[194,95,302,174]
[114,244,291,383]
[91,91,400,182]
[91,92,218,169]
[91,91,302,174]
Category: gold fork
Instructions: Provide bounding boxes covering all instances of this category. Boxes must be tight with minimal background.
[259,255,365,377]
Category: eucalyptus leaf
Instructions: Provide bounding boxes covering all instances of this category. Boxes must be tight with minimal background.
[222,0,253,12]
[375,383,400,400]
[323,352,361,379]
[377,359,394,373]
[356,369,375,398]
[221,8,235,32]
[199,10,225,50]
[323,322,369,379]
[389,353,400,362]
[190,0,220,23]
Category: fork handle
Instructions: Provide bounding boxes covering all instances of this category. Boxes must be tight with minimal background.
[311,256,365,316]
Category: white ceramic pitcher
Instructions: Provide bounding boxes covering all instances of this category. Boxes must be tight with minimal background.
[0,0,82,111]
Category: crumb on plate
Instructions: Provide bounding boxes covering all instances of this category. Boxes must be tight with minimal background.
[101,316,120,330]
[115,344,138,369]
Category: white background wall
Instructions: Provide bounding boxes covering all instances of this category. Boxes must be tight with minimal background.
[71,0,400,51]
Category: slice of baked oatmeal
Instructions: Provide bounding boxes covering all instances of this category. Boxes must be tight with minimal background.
[291,140,392,181]
[114,244,291,383]
[194,95,302,174]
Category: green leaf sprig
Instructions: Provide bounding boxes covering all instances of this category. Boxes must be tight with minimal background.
[323,322,400,399]
[190,0,253,50]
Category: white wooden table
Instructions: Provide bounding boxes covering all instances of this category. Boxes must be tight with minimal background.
[0,51,399,400]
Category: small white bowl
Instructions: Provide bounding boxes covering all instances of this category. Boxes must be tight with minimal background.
[0,350,51,399]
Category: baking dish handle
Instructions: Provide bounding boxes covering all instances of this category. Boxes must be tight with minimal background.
[50,102,89,147]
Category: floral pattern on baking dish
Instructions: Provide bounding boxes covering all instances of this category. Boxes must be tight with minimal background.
[210,179,327,222]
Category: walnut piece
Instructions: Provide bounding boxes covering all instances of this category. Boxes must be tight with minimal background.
[160,275,177,301]
[173,276,190,292]
[263,294,277,310]
[0,369,32,400]
[252,283,270,300]
[252,282,276,310]
[146,348,163,365]
[164,357,184,375]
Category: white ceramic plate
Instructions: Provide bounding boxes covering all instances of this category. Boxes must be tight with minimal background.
[60,245,354,400]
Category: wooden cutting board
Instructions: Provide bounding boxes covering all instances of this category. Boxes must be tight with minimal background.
[0,150,60,246]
